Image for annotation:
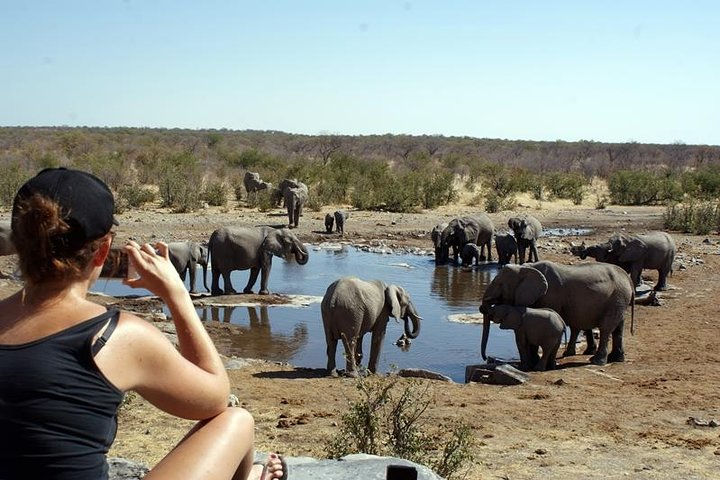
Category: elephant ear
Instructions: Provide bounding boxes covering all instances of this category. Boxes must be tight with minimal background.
[385,284,403,319]
[514,266,548,306]
[498,307,523,330]
[261,230,285,257]
[520,223,535,241]
[618,237,646,263]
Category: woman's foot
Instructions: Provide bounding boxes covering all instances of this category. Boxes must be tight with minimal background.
[250,453,285,480]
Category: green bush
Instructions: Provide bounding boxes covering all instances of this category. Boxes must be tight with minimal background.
[681,165,720,200]
[608,170,682,205]
[325,375,474,480]
[483,191,516,213]
[157,152,202,212]
[0,161,31,207]
[117,184,157,209]
[202,180,228,207]
[664,201,720,235]
[544,172,587,205]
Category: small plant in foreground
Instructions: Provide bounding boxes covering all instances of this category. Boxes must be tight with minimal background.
[325,375,475,479]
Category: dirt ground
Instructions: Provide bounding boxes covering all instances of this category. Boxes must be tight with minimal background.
[1,194,719,479]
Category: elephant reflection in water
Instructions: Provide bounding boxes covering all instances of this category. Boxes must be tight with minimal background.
[431,263,495,307]
[199,305,308,363]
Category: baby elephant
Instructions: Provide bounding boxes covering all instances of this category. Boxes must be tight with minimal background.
[487,304,565,371]
[324,213,335,233]
[494,233,518,265]
[460,243,483,266]
[334,210,349,235]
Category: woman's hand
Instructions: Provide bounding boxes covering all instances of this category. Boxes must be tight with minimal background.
[122,240,186,300]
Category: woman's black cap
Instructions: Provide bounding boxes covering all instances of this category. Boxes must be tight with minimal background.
[11,167,118,244]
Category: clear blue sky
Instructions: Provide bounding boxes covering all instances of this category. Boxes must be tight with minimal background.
[1,1,718,145]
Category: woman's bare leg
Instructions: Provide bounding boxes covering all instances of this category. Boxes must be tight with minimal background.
[143,407,284,480]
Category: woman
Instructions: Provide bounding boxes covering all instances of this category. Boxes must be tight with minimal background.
[0,168,285,480]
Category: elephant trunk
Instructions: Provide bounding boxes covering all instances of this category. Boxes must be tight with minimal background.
[294,243,309,265]
[403,304,422,339]
[481,312,491,361]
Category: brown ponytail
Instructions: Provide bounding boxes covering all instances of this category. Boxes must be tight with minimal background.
[11,193,104,284]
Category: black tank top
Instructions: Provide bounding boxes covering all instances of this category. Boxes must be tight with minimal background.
[0,309,124,480]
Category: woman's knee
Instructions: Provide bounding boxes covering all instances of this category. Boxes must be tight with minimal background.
[219,406,255,435]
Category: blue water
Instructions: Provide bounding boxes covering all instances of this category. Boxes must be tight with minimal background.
[92,245,517,382]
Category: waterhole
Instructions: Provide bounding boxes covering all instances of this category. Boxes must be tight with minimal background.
[94,245,523,382]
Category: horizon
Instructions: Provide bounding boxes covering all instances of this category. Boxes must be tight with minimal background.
[2,2,718,146]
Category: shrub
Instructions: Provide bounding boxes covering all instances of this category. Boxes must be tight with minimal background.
[681,165,720,200]
[544,172,587,205]
[484,191,517,213]
[117,184,157,209]
[663,200,720,235]
[325,375,474,479]
[202,180,229,207]
[0,160,31,207]
[157,152,202,212]
[608,170,682,205]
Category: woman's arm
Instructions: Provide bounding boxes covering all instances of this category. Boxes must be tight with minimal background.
[103,241,230,419]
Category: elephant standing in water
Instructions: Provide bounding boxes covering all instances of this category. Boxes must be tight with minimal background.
[485,304,565,371]
[431,222,449,265]
[208,226,309,295]
[321,277,422,376]
[480,261,634,366]
[508,215,542,264]
[440,214,494,265]
[495,232,518,265]
[573,232,675,291]
[167,241,209,293]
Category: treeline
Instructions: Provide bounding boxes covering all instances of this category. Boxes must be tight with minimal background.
[1,127,719,232]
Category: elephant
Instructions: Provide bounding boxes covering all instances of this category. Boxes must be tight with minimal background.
[243,171,272,198]
[570,232,676,291]
[440,214,494,265]
[508,215,542,264]
[607,232,675,291]
[495,232,518,265]
[167,241,209,293]
[479,261,634,366]
[283,181,309,229]
[324,213,334,233]
[272,178,303,207]
[431,222,448,265]
[208,226,309,295]
[321,276,422,376]
[460,243,481,267]
[0,221,16,256]
[333,210,349,235]
[485,304,565,371]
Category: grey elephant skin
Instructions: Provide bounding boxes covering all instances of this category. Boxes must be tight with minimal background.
[0,221,16,256]
[243,171,272,198]
[440,214,494,265]
[208,226,309,295]
[272,178,302,207]
[508,215,542,264]
[487,304,565,371]
[460,243,481,266]
[431,222,448,264]
[167,241,209,293]
[321,277,422,376]
[333,210,349,235]
[480,261,634,366]
[283,181,309,229]
[494,232,518,265]
[324,213,334,233]
[574,232,675,291]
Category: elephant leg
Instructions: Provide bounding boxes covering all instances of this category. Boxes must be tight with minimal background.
[563,327,580,357]
[486,240,492,262]
[367,327,388,374]
[515,334,531,371]
[655,269,669,291]
[340,335,359,377]
[589,326,612,366]
[582,329,597,355]
[607,319,626,363]
[631,265,643,288]
[188,264,197,293]
[244,267,260,294]
[530,243,539,262]
[356,334,364,365]
[221,270,236,295]
[326,336,338,374]
[517,246,525,265]
[211,269,223,296]
[258,263,272,295]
